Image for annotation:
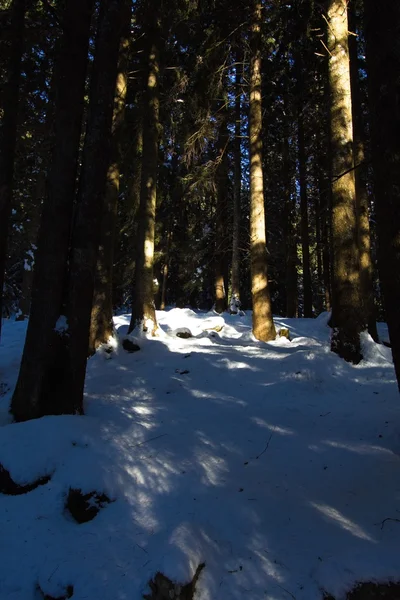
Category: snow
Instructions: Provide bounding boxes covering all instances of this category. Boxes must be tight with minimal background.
[0,310,400,599]
[54,314,68,334]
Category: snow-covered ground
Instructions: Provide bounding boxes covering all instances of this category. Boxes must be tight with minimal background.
[0,309,400,600]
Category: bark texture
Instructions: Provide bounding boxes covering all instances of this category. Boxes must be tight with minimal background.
[11,0,94,421]
[231,57,242,304]
[348,1,377,341]
[57,0,124,411]
[364,0,400,388]
[89,3,130,354]
[129,0,161,334]
[0,0,25,338]
[214,101,229,314]
[295,53,313,317]
[249,0,276,341]
[327,0,364,363]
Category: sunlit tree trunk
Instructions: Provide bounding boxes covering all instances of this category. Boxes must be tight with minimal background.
[348,1,377,341]
[0,0,25,338]
[89,2,130,354]
[364,0,400,388]
[11,0,94,421]
[129,0,161,334]
[327,0,364,363]
[249,0,276,341]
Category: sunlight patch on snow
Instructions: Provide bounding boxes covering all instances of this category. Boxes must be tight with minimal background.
[323,440,397,457]
[219,358,261,371]
[310,502,376,542]
[190,388,247,407]
[197,452,228,486]
[251,417,295,436]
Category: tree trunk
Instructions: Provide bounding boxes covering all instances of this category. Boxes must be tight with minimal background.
[249,0,276,341]
[295,53,313,318]
[57,0,124,412]
[214,100,229,314]
[231,56,242,308]
[327,0,364,363]
[11,0,94,422]
[364,0,400,388]
[160,229,172,310]
[129,1,161,334]
[0,0,25,338]
[283,125,298,318]
[314,171,324,314]
[89,3,130,354]
[16,172,42,320]
[348,1,378,341]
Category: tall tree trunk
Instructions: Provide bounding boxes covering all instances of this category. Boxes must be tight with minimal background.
[295,54,313,317]
[231,56,242,309]
[314,170,324,314]
[89,3,130,354]
[11,0,94,422]
[348,1,378,341]
[327,0,364,363]
[214,100,229,314]
[283,132,298,319]
[0,0,25,338]
[129,1,161,334]
[16,67,58,322]
[364,0,400,388]
[249,0,276,341]
[318,162,332,312]
[57,0,124,412]
[160,229,172,310]
[16,172,42,320]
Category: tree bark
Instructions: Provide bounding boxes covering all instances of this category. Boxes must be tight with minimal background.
[327,0,364,363]
[348,1,378,341]
[214,99,229,314]
[89,2,130,354]
[0,0,25,338]
[11,0,94,421]
[295,53,313,318]
[57,0,124,411]
[364,0,400,388]
[231,56,242,307]
[249,0,276,341]
[129,0,161,334]
[283,121,298,318]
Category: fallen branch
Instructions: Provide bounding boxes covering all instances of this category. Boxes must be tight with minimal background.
[377,517,400,530]
[256,434,273,459]
[132,434,167,449]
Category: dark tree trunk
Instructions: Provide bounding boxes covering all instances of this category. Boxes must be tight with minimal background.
[57,0,124,410]
[364,0,400,388]
[11,0,94,421]
[295,53,313,318]
[160,229,172,310]
[129,0,161,334]
[348,1,378,341]
[214,100,229,314]
[0,0,25,338]
[283,131,298,319]
[231,56,242,307]
[89,2,130,354]
[327,0,364,363]
[16,172,42,321]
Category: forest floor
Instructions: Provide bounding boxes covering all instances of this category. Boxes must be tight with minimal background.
[1,309,400,600]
